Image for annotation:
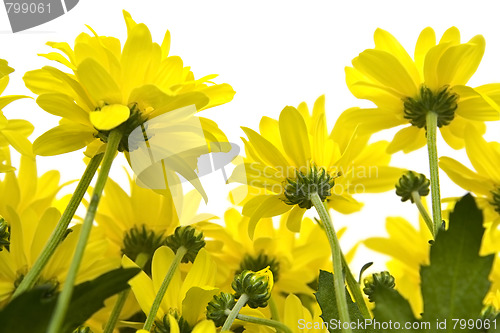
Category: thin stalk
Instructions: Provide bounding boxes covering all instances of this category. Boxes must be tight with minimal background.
[221,294,249,332]
[48,130,123,333]
[227,311,293,333]
[426,111,442,237]
[341,253,371,319]
[310,192,352,333]
[142,246,187,331]
[103,252,150,333]
[269,296,281,332]
[13,153,104,298]
[411,191,434,237]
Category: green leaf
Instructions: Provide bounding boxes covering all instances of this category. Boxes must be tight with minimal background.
[371,285,418,333]
[0,267,140,333]
[315,270,375,333]
[421,194,494,332]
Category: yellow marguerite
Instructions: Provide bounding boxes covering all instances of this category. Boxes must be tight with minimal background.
[342,27,500,153]
[95,177,214,267]
[229,95,404,235]
[439,126,500,229]
[0,59,33,161]
[364,216,431,316]
[123,246,218,331]
[0,159,117,304]
[23,11,234,156]
[198,209,333,303]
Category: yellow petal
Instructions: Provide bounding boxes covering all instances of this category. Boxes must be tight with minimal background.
[439,156,492,196]
[192,320,216,333]
[352,49,418,97]
[279,106,311,167]
[151,246,181,311]
[436,36,484,87]
[286,205,306,233]
[386,126,426,154]
[328,194,363,214]
[465,126,500,183]
[242,127,289,170]
[455,84,500,121]
[414,27,436,79]
[182,286,219,326]
[33,124,95,156]
[36,93,91,125]
[349,166,406,193]
[77,58,122,105]
[439,27,460,44]
[90,104,130,131]
[374,28,420,85]
[245,195,291,239]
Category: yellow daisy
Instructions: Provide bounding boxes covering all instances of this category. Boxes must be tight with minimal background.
[94,176,214,271]
[342,27,500,153]
[229,95,404,235]
[0,59,32,159]
[123,246,219,331]
[23,10,234,157]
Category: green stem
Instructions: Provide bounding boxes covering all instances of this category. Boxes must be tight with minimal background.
[310,192,352,333]
[426,111,442,237]
[341,253,371,319]
[143,246,188,331]
[48,130,123,333]
[103,252,150,333]
[228,312,293,333]
[411,191,434,237]
[221,293,249,332]
[13,153,104,298]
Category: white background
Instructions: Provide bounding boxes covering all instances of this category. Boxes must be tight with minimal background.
[1,0,500,273]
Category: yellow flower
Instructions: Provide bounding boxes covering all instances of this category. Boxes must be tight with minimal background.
[342,27,500,153]
[439,126,500,229]
[0,183,117,305]
[364,216,431,316]
[229,95,404,235]
[0,59,32,160]
[95,177,213,267]
[23,10,234,157]
[123,246,218,329]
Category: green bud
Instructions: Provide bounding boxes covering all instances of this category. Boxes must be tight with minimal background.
[363,271,396,302]
[165,226,205,263]
[232,267,274,308]
[395,171,430,202]
[206,292,236,327]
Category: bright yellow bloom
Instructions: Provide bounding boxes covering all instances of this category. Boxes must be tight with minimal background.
[364,216,431,316]
[95,177,213,264]
[283,294,328,333]
[123,246,218,329]
[342,27,500,153]
[23,11,234,157]
[229,95,404,235]
[0,159,117,304]
[439,126,500,229]
[0,59,32,160]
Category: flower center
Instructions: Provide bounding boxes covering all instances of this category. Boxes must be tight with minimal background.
[153,309,191,333]
[403,85,459,128]
[238,252,281,282]
[94,103,151,152]
[283,165,336,209]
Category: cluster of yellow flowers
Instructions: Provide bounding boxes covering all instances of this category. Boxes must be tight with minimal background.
[0,10,499,333]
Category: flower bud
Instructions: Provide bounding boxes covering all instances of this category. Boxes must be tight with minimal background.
[363,271,396,302]
[165,226,205,263]
[206,292,236,327]
[395,171,430,202]
[232,266,274,308]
